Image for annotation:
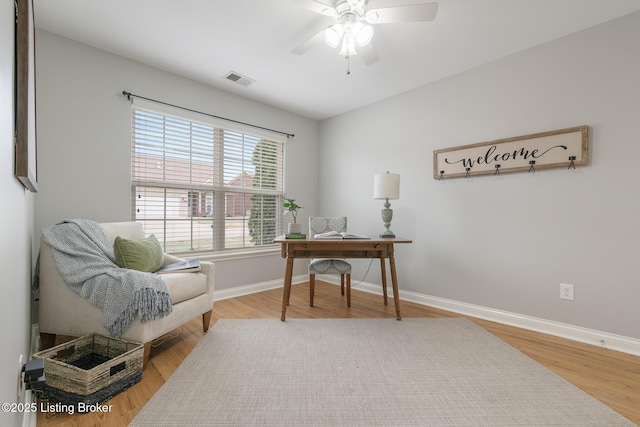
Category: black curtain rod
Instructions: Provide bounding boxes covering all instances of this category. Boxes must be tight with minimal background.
[122,91,295,139]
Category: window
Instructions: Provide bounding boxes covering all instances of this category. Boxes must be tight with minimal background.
[130,100,285,255]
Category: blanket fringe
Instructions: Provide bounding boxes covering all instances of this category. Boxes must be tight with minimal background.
[108,289,173,338]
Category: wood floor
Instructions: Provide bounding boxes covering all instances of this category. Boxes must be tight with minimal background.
[37,281,640,426]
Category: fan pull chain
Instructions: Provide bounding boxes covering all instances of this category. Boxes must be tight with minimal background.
[346,54,351,75]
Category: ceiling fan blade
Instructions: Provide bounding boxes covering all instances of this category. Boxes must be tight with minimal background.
[369,3,438,23]
[286,0,335,16]
[291,30,325,55]
[310,0,336,14]
[357,43,379,65]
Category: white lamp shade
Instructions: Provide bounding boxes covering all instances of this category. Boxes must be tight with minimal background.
[373,172,400,200]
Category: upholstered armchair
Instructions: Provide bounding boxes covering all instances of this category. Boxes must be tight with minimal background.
[308,216,352,307]
[38,221,215,368]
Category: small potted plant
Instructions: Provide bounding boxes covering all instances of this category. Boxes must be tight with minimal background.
[283,198,304,236]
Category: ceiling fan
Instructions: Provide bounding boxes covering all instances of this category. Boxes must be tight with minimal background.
[291,0,438,72]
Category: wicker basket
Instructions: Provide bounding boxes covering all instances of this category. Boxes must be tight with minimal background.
[33,334,143,409]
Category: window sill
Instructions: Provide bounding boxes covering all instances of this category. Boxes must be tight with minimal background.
[169,246,281,262]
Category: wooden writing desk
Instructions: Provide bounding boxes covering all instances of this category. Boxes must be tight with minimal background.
[274,236,412,321]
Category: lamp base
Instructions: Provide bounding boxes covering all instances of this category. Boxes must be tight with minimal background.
[380,202,395,238]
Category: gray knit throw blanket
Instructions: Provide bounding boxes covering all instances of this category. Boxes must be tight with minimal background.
[41,219,172,338]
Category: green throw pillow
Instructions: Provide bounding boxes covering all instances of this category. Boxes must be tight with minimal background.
[113,234,164,272]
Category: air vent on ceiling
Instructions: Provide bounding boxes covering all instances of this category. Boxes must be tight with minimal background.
[224,71,255,87]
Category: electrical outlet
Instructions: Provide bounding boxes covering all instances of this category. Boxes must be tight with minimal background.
[560,283,574,300]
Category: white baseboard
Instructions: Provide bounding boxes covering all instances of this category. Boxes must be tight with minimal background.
[22,390,35,427]
[212,275,309,301]
[318,278,640,357]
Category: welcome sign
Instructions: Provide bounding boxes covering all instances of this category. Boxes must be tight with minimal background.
[433,126,588,179]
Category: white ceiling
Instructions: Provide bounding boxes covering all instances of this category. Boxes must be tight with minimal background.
[34,0,640,121]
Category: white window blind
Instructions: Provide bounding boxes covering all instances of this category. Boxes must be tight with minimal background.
[130,100,285,254]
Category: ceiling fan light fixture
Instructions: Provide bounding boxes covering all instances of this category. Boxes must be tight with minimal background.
[354,23,374,46]
[323,25,344,48]
[339,33,358,57]
[292,0,439,73]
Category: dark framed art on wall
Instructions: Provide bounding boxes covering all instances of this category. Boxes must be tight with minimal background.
[15,0,38,192]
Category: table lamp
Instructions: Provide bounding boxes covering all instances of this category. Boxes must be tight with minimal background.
[373,172,400,238]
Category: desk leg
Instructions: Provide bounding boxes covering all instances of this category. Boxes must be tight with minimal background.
[389,253,402,320]
[379,257,388,305]
[281,254,294,321]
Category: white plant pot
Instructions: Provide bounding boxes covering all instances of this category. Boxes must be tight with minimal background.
[287,223,302,234]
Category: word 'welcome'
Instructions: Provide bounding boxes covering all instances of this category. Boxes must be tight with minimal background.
[445,144,567,169]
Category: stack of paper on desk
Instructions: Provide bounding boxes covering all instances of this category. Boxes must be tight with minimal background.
[313,231,370,240]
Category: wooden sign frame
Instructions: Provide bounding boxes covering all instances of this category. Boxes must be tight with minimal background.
[15,0,38,192]
[433,126,588,179]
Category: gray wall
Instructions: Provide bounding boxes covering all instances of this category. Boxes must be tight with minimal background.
[0,2,35,426]
[318,12,640,339]
[34,31,317,290]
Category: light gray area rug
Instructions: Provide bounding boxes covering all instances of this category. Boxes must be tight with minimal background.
[129,318,635,426]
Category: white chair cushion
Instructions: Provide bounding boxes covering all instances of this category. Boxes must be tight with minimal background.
[162,272,208,304]
[308,259,351,275]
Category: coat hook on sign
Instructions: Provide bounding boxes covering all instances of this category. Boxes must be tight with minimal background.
[464,167,471,178]
[528,161,536,173]
[494,164,501,176]
[439,170,445,181]
[568,156,576,169]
